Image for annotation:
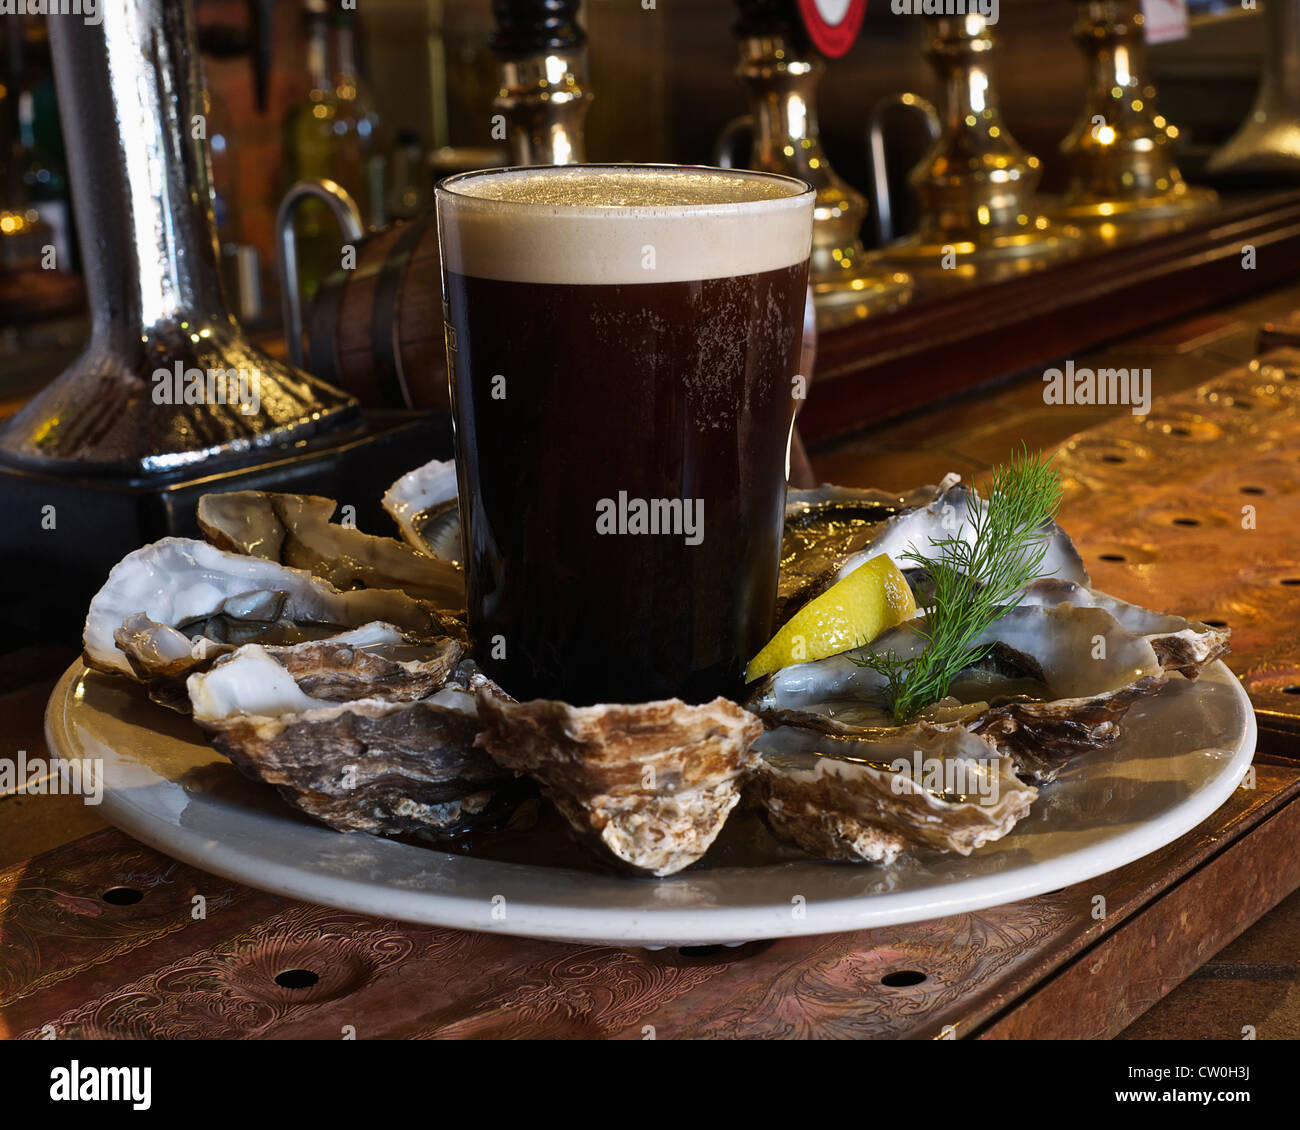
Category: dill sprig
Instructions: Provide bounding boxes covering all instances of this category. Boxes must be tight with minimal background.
[853,446,1064,724]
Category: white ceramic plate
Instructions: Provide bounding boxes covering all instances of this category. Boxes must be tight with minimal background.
[46,659,1256,947]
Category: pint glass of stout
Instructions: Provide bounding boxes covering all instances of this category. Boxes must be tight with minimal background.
[436,165,815,705]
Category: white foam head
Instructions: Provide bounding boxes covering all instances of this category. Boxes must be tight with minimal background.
[436,164,814,285]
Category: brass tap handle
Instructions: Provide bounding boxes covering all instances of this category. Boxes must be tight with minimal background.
[1055,0,1215,224]
[873,12,1082,282]
[913,13,1044,238]
[724,5,912,325]
[1064,0,1184,200]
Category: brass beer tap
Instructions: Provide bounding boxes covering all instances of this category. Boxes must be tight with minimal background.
[877,13,1082,284]
[733,34,912,328]
[722,1,911,329]
[1051,0,1216,234]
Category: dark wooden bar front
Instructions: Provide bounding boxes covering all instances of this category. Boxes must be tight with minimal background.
[805,191,1300,444]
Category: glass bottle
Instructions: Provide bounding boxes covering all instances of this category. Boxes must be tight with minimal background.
[332,7,385,227]
[281,0,372,300]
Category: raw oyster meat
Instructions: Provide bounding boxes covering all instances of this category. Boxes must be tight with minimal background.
[751,600,1167,716]
[751,584,1226,786]
[779,482,936,621]
[473,695,763,876]
[197,490,463,606]
[381,457,461,563]
[1016,579,1229,677]
[756,723,1037,863]
[188,626,511,835]
[84,537,450,702]
[829,474,1090,596]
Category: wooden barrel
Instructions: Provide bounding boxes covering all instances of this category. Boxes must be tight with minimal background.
[306,209,450,412]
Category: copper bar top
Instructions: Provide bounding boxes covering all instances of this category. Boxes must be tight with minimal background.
[4,282,1300,1039]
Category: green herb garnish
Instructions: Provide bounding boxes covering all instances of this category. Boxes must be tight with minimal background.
[854,446,1064,724]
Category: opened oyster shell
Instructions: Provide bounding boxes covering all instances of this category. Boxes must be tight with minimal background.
[84,537,453,706]
[750,581,1227,787]
[779,481,939,621]
[197,489,463,606]
[756,723,1037,863]
[1017,579,1229,677]
[473,695,762,876]
[188,627,511,835]
[381,457,461,563]
[836,475,1089,588]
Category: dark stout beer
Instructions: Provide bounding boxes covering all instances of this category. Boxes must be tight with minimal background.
[437,166,814,704]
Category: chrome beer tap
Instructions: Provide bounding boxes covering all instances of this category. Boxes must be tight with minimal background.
[0,0,356,475]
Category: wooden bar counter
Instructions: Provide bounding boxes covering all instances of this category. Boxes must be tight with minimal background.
[3,278,1300,1040]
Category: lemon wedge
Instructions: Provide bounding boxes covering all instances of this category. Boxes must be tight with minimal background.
[745,553,917,682]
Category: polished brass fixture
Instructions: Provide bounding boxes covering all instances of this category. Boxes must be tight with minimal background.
[728,33,911,328]
[490,0,592,165]
[877,13,1082,284]
[1208,0,1300,177]
[1052,0,1216,233]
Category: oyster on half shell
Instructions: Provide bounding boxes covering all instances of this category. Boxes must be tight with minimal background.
[831,474,1089,601]
[1016,579,1229,678]
[750,581,1228,789]
[756,723,1037,863]
[473,695,763,876]
[381,458,461,564]
[778,481,938,623]
[84,538,454,707]
[188,628,511,835]
[197,490,463,607]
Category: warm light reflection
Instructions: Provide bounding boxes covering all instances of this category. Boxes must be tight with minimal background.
[1114,46,1133,87]
[786,94,808,140]
[550,132,574,164]
[544,55,567,86]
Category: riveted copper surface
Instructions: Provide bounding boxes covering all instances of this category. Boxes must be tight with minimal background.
[1055,347,1300,736]
[2,765,1296,1040]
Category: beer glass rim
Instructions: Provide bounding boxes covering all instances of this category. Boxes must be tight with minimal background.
[435,163,815,216]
